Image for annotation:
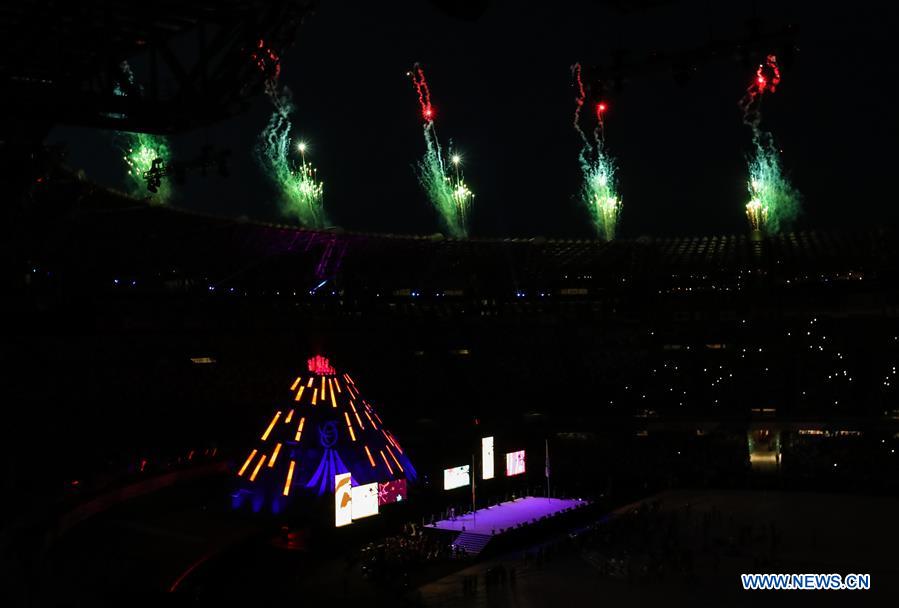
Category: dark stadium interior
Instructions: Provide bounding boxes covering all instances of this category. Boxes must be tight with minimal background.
[3,1,899,606]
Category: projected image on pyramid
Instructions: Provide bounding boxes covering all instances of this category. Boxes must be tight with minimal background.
[234,356,416,513]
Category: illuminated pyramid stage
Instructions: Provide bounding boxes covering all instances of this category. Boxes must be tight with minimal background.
[234,355,416,513]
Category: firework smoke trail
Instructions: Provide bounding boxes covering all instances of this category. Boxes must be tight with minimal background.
[254,41,327,229]
[119,132,172,203]
[739,55,800,233]
[409,64,473,238]
[572,63,620,241]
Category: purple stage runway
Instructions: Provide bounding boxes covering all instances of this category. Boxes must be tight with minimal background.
[426,497,588,535]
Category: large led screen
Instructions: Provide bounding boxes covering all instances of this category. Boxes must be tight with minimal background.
[443,465,470,490]
[505,450,526,477]
[482,436,494,480]
[378,479,407,505]
[351,482,379,519]
[334,473,353,527]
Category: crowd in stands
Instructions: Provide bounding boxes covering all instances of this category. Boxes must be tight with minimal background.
[572,498,783,583]
[358,522,453,587]
[781,432,899,492]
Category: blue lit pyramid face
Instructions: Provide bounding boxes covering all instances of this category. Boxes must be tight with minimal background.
[235,356,416,510]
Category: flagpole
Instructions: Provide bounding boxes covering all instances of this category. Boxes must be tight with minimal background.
[545,438,551,500]
[471,452,476,527]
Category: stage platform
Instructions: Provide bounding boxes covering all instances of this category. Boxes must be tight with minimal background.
[426,497,588,535]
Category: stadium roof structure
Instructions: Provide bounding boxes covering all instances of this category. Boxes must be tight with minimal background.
[27,181,899,296]
[233,356,416,513]
[0,1,313,134]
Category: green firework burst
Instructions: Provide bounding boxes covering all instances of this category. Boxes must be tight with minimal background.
[415,122,472,238]
[120,132,172,203]
[257,89,327,229]
[579,143,621,241]
[745,135,800,233]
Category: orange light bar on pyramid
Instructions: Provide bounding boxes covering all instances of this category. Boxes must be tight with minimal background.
[385,444,404,472]
[249,454,266,481]
[269,443,282,467]
[350,401,365,429]
[379,450,394,475]
[283,460,296,496]
[238,449,258,476]
[383,429,403,454]
[344,411,357,441]
[295,417,306,441]
[234,355,416,504]
[261,412,281,441]
[364,409,377,429]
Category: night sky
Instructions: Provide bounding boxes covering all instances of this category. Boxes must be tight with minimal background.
[51,0,899,239]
